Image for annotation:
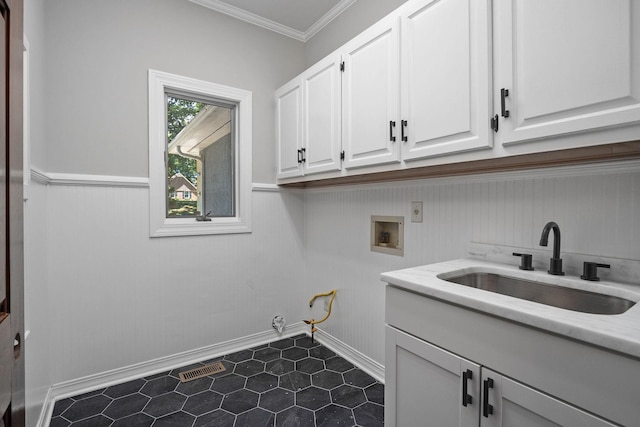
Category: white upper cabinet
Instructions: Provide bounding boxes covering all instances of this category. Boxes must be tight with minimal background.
[493,0,640,145]
[276,78,303,179]
[303,53,343,175]
[276,55,342,179]
[276,0,640,184]
[342,15,401,169]
[401,0,493,161]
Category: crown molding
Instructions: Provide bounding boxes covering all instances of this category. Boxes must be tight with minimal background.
[305,0,357,40]
[189,0,356,42]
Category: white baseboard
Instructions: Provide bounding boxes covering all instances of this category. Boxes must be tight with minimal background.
[313,328,385,384]
[37,323,308,427]
[34,387,53,427]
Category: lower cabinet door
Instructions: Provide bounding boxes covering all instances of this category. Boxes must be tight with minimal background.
[385,326,480,427]
[480,368,616,427]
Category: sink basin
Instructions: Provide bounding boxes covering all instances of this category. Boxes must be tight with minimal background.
[440,272,635,315]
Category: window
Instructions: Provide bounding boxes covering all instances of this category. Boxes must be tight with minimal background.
[149,69,252,237]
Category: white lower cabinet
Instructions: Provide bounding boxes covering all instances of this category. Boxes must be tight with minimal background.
[483,369,616,427]
[385,326,616,427]
[386,326,480,426]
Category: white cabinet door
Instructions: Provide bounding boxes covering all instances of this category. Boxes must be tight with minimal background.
[401,0,493,161]
[303,53,342,175]
[342,15,401,169]
[276,78,303,178]
[494,0,640,145]
[480,369,616,427]
[385,326,480,427]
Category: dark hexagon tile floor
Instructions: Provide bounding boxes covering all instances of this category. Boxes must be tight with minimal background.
[49,334,384,426]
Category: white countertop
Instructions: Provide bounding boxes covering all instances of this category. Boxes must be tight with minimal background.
[381,259,640,359]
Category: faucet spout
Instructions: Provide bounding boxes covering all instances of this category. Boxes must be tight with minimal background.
[539,221,564,275]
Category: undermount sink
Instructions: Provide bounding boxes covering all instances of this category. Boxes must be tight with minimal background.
[439,272,636,315]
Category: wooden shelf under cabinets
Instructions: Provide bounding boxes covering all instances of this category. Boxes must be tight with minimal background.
[279,141,640,188]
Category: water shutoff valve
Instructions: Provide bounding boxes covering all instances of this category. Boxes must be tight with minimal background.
[272,315,286,333]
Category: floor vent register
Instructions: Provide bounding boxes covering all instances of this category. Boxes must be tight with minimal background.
[178,362,226,382]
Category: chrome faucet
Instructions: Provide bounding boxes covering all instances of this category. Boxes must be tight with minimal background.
[540,221,564,275]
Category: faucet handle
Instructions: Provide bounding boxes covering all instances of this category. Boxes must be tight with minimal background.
[581,262,610,281]
[512,252,534,271]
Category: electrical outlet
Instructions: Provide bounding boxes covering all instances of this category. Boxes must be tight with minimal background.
[411,201,423,223]
[324,298,330,312]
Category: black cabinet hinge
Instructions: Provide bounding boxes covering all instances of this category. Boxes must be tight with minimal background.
[340,150,345,160]
[340,62,345,72]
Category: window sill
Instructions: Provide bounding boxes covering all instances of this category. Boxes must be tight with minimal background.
[150,218,251,237]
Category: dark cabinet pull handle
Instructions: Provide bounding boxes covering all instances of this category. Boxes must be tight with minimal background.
[401,120,408,142]
[297,148,306,164]
[462,369,473,407]
[389,121,396,142]
[491,114,499,132]
[482,378,494,417]
[501,88,510,118]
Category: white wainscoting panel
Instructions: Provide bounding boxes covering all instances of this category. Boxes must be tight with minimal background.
[41,184,306,385]
[24,181,53,427]
[304,161,640,366]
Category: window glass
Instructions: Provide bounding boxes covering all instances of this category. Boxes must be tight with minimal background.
[166,95,235,219]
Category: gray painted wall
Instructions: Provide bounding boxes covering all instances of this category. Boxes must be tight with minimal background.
[42,0,305,183]
[305,0,408,66]
[36,0,411,182]
[25,0,47,169]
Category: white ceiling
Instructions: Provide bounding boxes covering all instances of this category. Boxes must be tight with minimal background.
[189,0,357,42]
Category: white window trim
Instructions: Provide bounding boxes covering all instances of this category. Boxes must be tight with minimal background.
[148,69,252,237]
